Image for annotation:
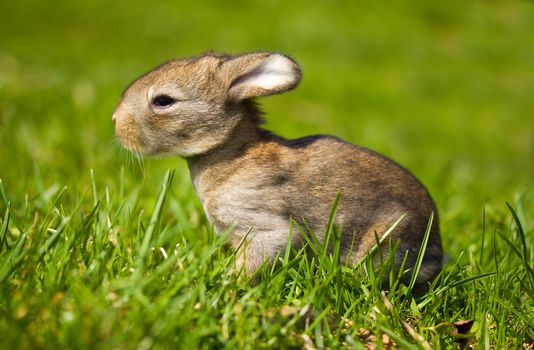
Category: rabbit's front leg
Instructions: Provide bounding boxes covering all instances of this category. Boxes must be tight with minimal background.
[232,228,292,278]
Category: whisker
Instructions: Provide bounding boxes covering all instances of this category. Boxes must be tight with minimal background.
[134,150,145,177]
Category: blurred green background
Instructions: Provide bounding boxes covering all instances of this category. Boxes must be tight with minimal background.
[1,1,533,253]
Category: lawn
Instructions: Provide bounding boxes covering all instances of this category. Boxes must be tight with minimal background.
[1,1,533,348]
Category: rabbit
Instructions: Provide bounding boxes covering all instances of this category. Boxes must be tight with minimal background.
[113,51,443,288]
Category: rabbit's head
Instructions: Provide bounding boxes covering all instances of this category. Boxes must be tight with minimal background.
[113,52,301,156]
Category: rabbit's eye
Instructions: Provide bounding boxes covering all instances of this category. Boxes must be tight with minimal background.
[152,95,176,107]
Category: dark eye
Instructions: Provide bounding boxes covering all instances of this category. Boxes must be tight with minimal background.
[152,95,176,107]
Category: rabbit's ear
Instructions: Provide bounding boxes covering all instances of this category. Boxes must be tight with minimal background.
[226,53,301,101]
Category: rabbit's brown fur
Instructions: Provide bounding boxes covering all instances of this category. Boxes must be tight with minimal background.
[113,52,443,287]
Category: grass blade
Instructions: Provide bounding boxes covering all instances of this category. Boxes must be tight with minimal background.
[505,202,534,283]
[322,192,340,257]
[138,169,174,265]
[1,208,10,252]
[406,212,434,296]
[0,233,28,283]
[355,213,406,267]
[0,179,8,207]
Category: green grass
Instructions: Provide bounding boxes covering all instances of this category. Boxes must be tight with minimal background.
[1,1,533,348]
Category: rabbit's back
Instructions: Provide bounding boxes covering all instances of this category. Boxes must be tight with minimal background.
[283,135,441,278]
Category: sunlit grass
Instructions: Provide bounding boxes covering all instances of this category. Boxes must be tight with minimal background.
[0,171,532,348]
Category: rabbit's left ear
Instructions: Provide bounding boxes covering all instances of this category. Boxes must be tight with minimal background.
[225,53,301,101]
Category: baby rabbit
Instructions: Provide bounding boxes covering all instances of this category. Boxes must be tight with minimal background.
[113,52,443,287]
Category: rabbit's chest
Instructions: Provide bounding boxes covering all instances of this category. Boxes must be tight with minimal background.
[196,177,288,235]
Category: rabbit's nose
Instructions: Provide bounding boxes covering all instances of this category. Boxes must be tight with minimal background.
[112,113,117,124]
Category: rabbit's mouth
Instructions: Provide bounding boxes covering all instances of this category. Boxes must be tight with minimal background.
[113,112,146,153]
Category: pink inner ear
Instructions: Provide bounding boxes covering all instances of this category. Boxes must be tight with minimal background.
[229,54,301,100]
